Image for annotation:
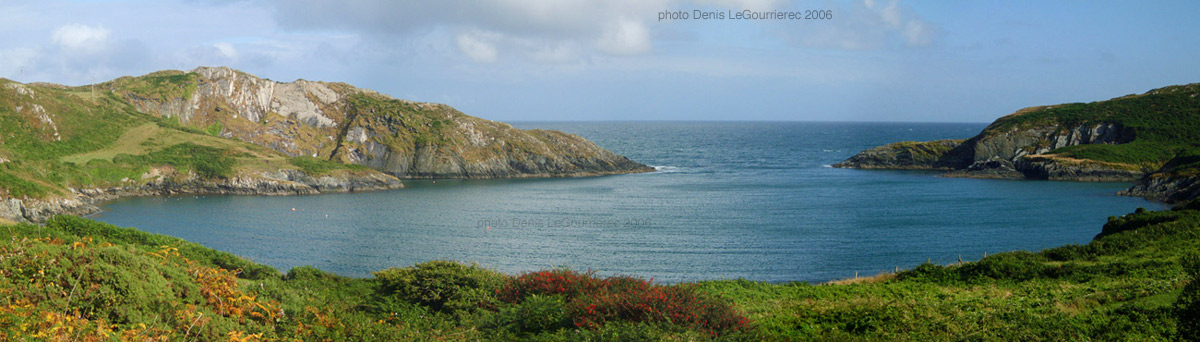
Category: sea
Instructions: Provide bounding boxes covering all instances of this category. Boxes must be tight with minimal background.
[90,122,1166,283]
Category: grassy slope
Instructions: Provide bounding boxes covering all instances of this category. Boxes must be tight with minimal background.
[0,79,381,201]
[339,92,609,168]
[981,83,1200,172]
[2,203,1199,341]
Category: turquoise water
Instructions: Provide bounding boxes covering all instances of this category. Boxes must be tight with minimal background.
[91,122,1165,283]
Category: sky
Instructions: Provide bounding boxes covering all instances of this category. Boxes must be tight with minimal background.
[1,0,1198,123]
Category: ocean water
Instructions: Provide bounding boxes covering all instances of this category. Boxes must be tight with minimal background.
[91,122,1165,283]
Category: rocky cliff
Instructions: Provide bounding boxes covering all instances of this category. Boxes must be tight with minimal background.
[836,83,1200,203]
[108,67,652,178]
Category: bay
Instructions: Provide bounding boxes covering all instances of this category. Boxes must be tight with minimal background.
[92,122,1164,283]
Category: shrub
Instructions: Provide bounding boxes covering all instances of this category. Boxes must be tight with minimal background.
[1042,244,1094,262]
[956,251,1049,282]
[499,269,749,336]
[373,261,506,313]
[1178,254,1200,341]
[1098,211,1184,238]
[896,262,959,283]
[486,294,571,335]
[1176,198,1200,211]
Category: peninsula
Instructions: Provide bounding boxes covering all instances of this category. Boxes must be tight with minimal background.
[0,67,652,222]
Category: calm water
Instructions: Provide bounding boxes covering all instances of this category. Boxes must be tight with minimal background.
[92,122,1164,283]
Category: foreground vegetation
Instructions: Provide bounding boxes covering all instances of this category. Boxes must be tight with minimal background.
[2,202,1200,340]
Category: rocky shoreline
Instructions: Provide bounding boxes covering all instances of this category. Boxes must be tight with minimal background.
[833,129,1187,202]
[0,169,404,223]
[0,165,655,223]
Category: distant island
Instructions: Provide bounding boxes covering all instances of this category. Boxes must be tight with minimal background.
[835,83,1200,204]
[0,67,651,223]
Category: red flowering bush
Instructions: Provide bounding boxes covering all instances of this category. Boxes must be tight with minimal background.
[498,270,749,336]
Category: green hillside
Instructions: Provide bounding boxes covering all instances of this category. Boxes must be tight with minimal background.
[983,83,1200,170]
[102,67,652,179]
[0,79,382,201]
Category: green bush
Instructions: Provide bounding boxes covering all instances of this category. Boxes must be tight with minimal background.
[373,260,506,313]
[486,294,571,335]
[1177,198,1200,211]
[1041,244,1094,262]
[956,252,1048,282]
[1099,210,1184,238]
[895,262,958,284]
[1178,254,1200,341]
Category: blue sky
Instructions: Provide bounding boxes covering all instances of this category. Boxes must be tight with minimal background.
[1,0,1198,122]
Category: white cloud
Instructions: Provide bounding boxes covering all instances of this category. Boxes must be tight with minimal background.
[528,43,579,64]
[788,0,938,50]
[213,42,239,60]
[697,0,782,11]
[596,17,651,55]
[51,24,111,52]
[265,0,940,64]
[904,21,934,47]
[456,31,499,63]
[268,0,668,63]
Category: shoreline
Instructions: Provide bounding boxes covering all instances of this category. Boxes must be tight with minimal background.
[0,167,656,224]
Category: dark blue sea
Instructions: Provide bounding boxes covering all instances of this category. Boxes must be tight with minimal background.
[91,122,1165,283]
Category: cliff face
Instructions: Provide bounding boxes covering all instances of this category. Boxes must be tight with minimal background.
[110,67,652,178]
[936,121,1142,180]
[835,83,1200,203]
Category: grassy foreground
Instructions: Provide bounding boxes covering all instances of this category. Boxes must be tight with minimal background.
[2,204,1200,341]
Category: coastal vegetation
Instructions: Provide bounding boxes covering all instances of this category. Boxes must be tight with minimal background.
[2,201,1199,340]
